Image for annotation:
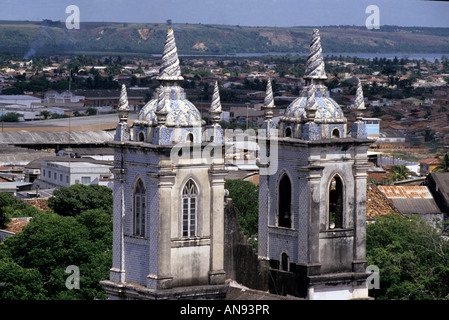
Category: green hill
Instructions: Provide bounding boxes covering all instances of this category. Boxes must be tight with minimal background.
[1,20,448,58]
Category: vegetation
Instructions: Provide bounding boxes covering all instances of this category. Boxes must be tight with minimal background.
[0,210,112,299]
[433,153,449,173]
[47,184,113,217]
[224,179,259,248]
[386,165,414,185]
[0,185,113,300]
[1,21,449,57]
[0,192,41,221]
[0,112,20,122]
[366,214,449,300]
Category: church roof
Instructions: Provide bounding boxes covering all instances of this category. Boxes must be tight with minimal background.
[138,29,201,127]
[282,29,345,124]
[283,84,345,122]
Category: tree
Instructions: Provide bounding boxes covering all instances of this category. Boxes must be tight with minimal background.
[85,107,98,116]
[40,110,50,120]
[386,165,413,184]
[47,184,113,217]
[224,179,259,239]
[366,214,449,300]
[424,128,436,142]
[0,192,40,226]
[0,210,112,300]
[0,258,47,300]
[433,153,449,173]
[0,112,20,122]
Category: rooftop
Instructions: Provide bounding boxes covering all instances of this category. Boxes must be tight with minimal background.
[366,184,401,220]
[377,185,441,215]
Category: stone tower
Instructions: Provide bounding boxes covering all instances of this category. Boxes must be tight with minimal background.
[258,29,372,300]
[101,28,228,299]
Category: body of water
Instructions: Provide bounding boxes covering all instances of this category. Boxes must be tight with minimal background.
[232,52,448,62]
[171,52,448,62]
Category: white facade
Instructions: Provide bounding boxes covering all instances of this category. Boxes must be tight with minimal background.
[0,95,42,109]
[44,90,85,103]
[40,161,112,188]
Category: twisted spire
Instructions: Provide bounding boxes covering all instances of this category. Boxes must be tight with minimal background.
[156,86,168,124]
[304,29,327,80]
[354,78,366,120]
[117,84,129,122]
[157,28,184,81]
[305,83,318,121]
[263,78,275,119]
[210,81,222,123]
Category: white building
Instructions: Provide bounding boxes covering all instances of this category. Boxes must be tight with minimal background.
[43,90,85,103]
[39,160,113,189]
[0,95,42,109]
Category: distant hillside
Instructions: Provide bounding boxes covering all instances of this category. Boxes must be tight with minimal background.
[1,21,449,58]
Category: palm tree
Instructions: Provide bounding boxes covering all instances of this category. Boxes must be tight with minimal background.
[433,153,449,173]
[387,164,414,184]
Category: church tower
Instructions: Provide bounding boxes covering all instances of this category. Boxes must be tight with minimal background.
[101,28,228,299]
[258,29,372,299]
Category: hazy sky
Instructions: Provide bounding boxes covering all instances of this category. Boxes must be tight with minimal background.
[1,0,448,27]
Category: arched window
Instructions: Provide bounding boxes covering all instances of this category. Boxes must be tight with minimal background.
[186,132,194,143]
[331,128,340,138]
[328,175,343,229]
[182,179,198,237]
[281,252,289,272]
[138,131,145,142]
[278,174,292,228]
[134,179,146,237]
[285,127,292,138]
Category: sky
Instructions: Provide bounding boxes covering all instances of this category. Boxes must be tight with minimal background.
[1,0,448,28]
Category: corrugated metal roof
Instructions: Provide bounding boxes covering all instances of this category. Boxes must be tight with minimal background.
[378,185,441,214]
[377,186,433,199]
[390,198,441,214]
[0,130,114,145]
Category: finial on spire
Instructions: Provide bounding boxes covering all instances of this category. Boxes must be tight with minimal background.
[354,78,366,120]
[210,81,222,124]
[156,86,168,124]
[157,28,184,81]
[305,83,318,121]
[118,84,129,122]
[304,29,327,80]
[263,78,275,119]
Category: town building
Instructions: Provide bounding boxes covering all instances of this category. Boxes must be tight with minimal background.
[377,185,443,226]
[37,160,113,189]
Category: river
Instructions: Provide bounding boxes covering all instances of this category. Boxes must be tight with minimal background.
[174,52,448,62]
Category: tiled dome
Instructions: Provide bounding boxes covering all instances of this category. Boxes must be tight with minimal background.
[138,85,202,127]
[283,85,344,122]
[137,28,202,128]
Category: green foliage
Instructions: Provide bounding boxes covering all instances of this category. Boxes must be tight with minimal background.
[224,179,259,238]
[386,165,414,185]
[0,112,20,122]
[0,258,47,300]
[47,184,113,217]
[1,22,449,57]
[366,215,449,300]
[0,192,40,221]
[0,210,112,300]
[433,153,449,173]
